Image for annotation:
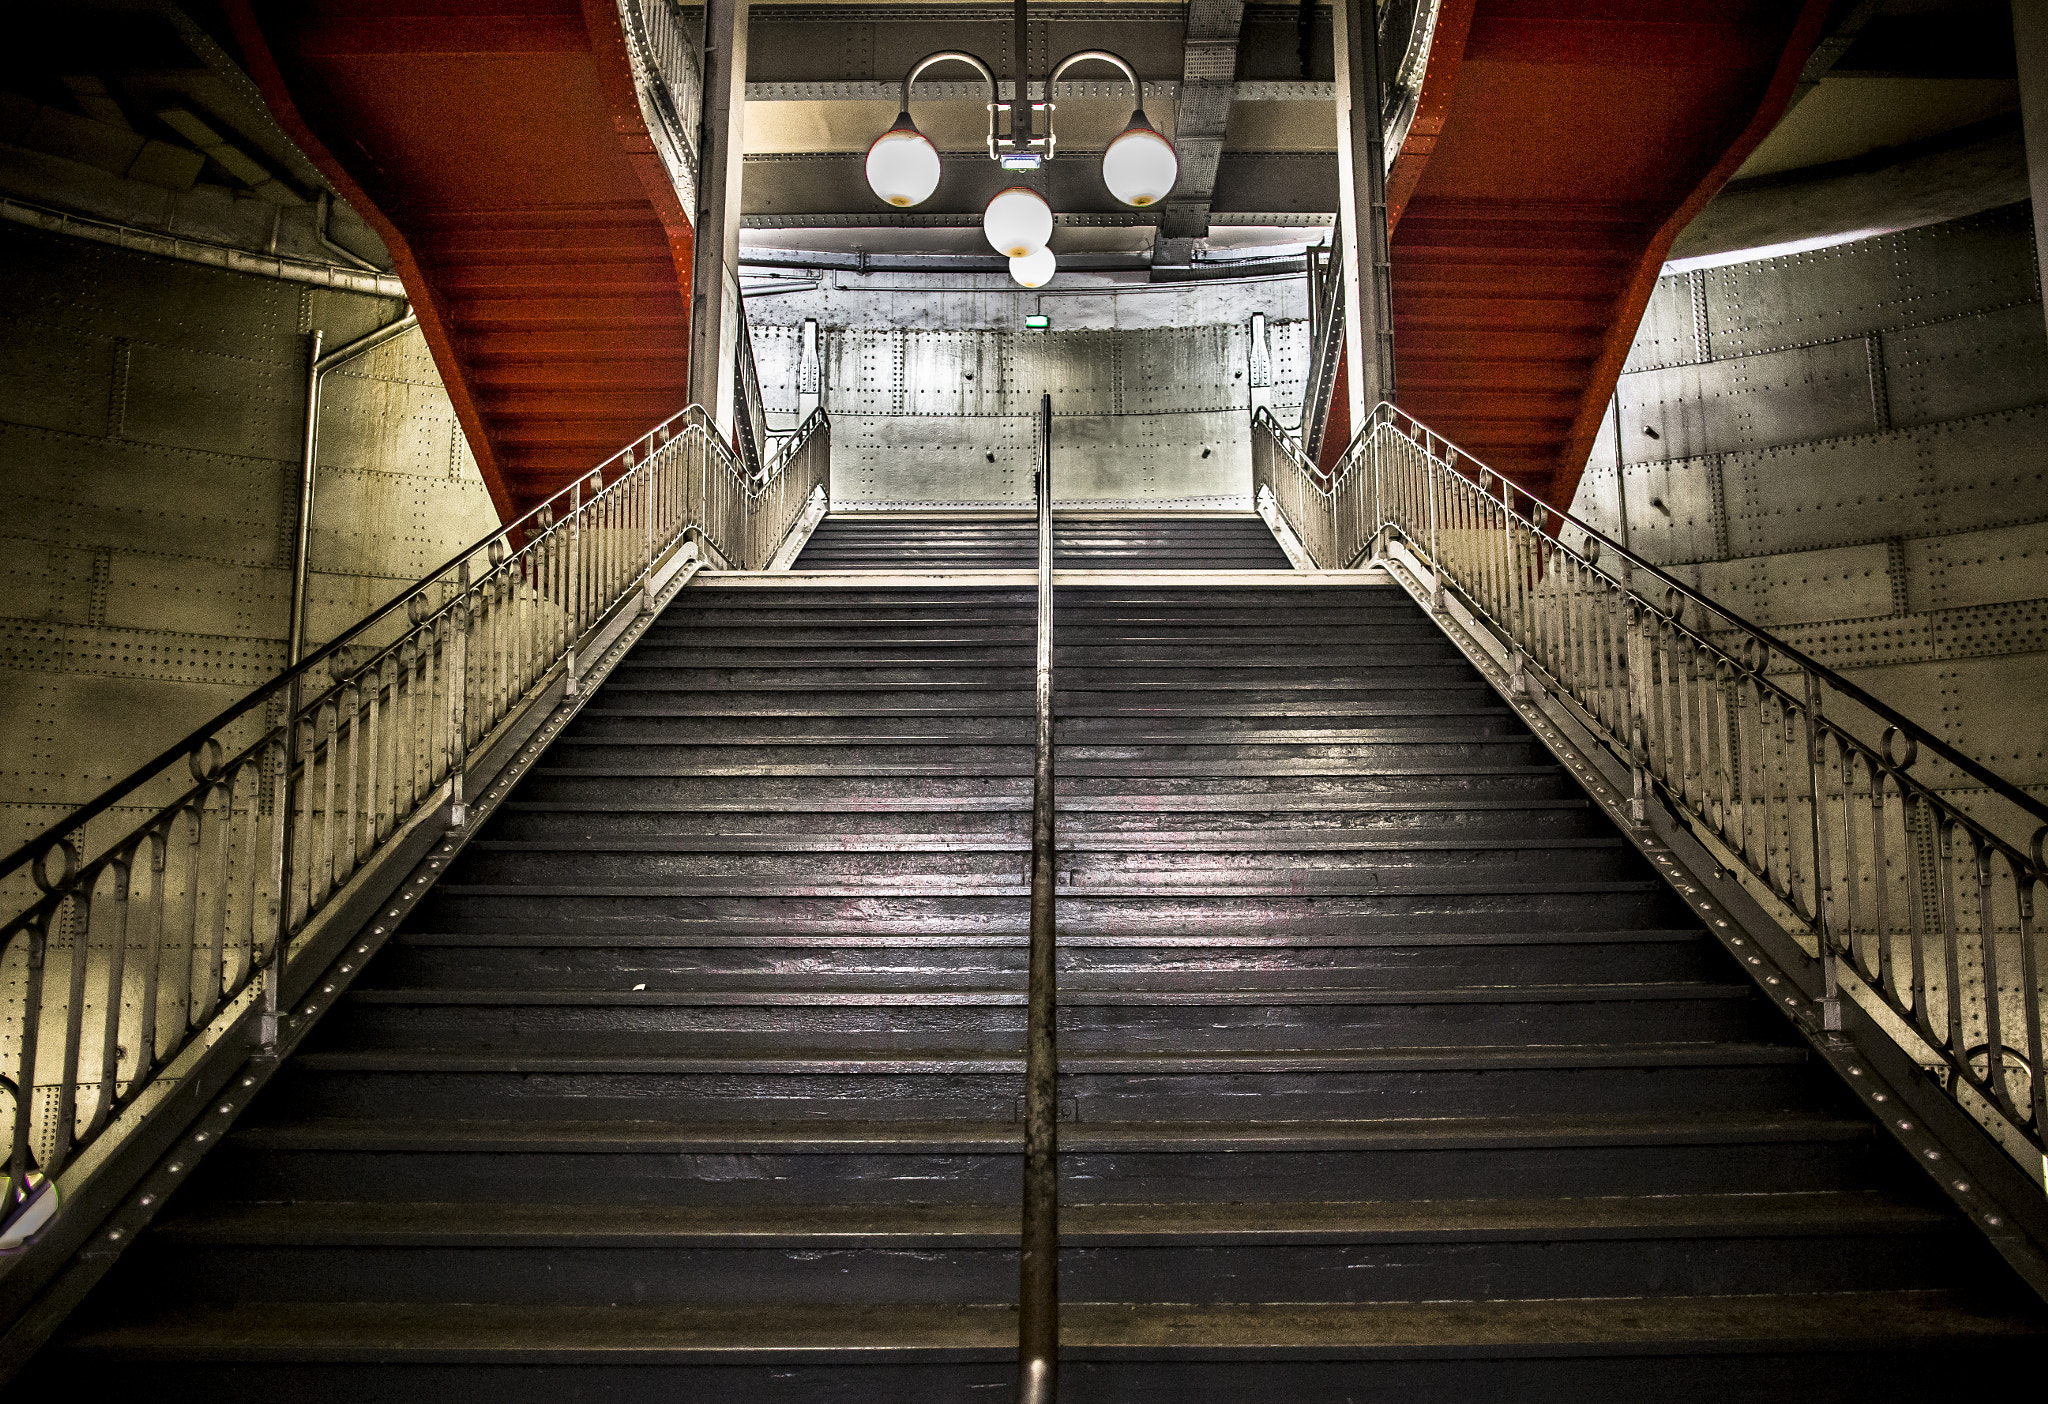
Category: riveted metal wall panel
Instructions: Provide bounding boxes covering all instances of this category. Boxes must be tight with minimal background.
[1619,336,1876,462]
[1,424,284,565]
[0,322,112,438]
[1622,273,1706,375]
[824,328,902,413]
[750,323,803,419]
[1685,542,1896,629]
[1004,330,1118,416]
[901,329,1007,416]
[1575,208,2048,823]
[102,554,287,638]
[1704,204,2042,358]
[832,412,1038,506]
[124,341,303,462]
[1882,302,2048,428]
[319,372,465,480]
[1721,408,2048,557]
[1904,519,2048,612]
[1268,315,1310,416]
[1574,456,1723,564]
[1052,410,1249,505]
[1121,324,1247,413]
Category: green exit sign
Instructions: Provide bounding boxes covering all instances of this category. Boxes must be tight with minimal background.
[1024,314,1050,330]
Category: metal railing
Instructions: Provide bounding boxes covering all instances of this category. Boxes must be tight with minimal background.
[1299,225,1346,465]
[1017,392,1059,1403]
[733,296,771,481]
[618,0,704,212]
[1254,403,2048,1173]
[0,403,827,1242]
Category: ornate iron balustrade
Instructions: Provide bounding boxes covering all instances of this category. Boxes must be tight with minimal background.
[0,403,828,1243]
[1253,403,2048,1176]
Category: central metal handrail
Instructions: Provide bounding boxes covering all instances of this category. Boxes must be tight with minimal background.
[1252,402,2048,1179]
[1017,391,1059,1402]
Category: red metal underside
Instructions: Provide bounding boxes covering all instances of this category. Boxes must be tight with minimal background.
[1381,0,1828,504]
[225,0,694,522]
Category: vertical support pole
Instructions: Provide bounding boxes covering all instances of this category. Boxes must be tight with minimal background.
[447,560,470,830]
[2014,1,2048,339]
[289,330,324,666]
[1802,672,1843,1029]
[1017,392,1059,1404]
[1331,0,1394,422]
[1425,440,1443,611]
[1622,604,1652,826]
[260,675,299,1053]
[565,481,584,697]
[690,0,750,436]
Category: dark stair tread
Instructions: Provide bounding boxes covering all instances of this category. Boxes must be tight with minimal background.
[289,1042,1807,1074]
[394,927,1706,949]
[56,1292,2042,1362]
[345,982,1752,1007]
[461,835,1627,854]
[152,1191,1949,1247]
[226,1111,1881,1155]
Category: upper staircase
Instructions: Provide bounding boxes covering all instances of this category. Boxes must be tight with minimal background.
[795,514,1292,571]
[31,514,2044,1399]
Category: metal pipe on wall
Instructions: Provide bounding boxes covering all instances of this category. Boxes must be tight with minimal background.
[0,196,406,298]
[288,311,420,663]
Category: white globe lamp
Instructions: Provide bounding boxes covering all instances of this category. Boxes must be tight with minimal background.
[865,114,942,208]
[983,186,1054,258]
[1102,114,1178,207]
[1009,246,1057,288]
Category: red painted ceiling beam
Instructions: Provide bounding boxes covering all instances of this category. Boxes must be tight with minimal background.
[224,0,695,521]
[1384,0,1830,505]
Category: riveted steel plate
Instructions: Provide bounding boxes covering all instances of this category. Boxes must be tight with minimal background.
[1619,336,1875,461]
[103,552,286,638]
[318,373,466,479]
[1903,519,2048,612]
[832,411,1037,505]
[1704,205,2042,358]
[1720,407,2048,556]
[1052,410,1249,504]
[1882,301,2048,429]
[901,330,1008,416]
[1119,324,1247,413]
[125,341,302,462]
[1687,541,1896,629]
[1005,331,1118,416]
[1622,273,1706,375]
[1,424,284,565]
[0,321,112,438]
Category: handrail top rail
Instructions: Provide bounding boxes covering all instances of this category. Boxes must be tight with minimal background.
[0,402,735,892]
[1254,403,2048,833]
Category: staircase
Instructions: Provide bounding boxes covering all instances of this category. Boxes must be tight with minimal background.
[794,513,1293,570]
[35,521,2044,1399]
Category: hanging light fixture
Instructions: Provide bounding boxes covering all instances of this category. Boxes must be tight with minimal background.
[865,113,942,208]
[984,187,1054,258]
[1101,111,1179,208]
[1009,246,1057,288]
[864,8,1178,284]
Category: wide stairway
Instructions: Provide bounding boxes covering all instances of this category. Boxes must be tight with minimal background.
[38,523,2044,1399]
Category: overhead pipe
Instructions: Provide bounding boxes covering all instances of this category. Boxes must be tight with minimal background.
[0,196,405,298]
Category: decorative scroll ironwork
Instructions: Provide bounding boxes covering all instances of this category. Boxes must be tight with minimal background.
[0,403,828,1242]
[1253,403,2048,1172]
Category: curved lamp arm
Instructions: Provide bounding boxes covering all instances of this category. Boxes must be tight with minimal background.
[1046,49,1146,112]
[900,50,1001,114]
